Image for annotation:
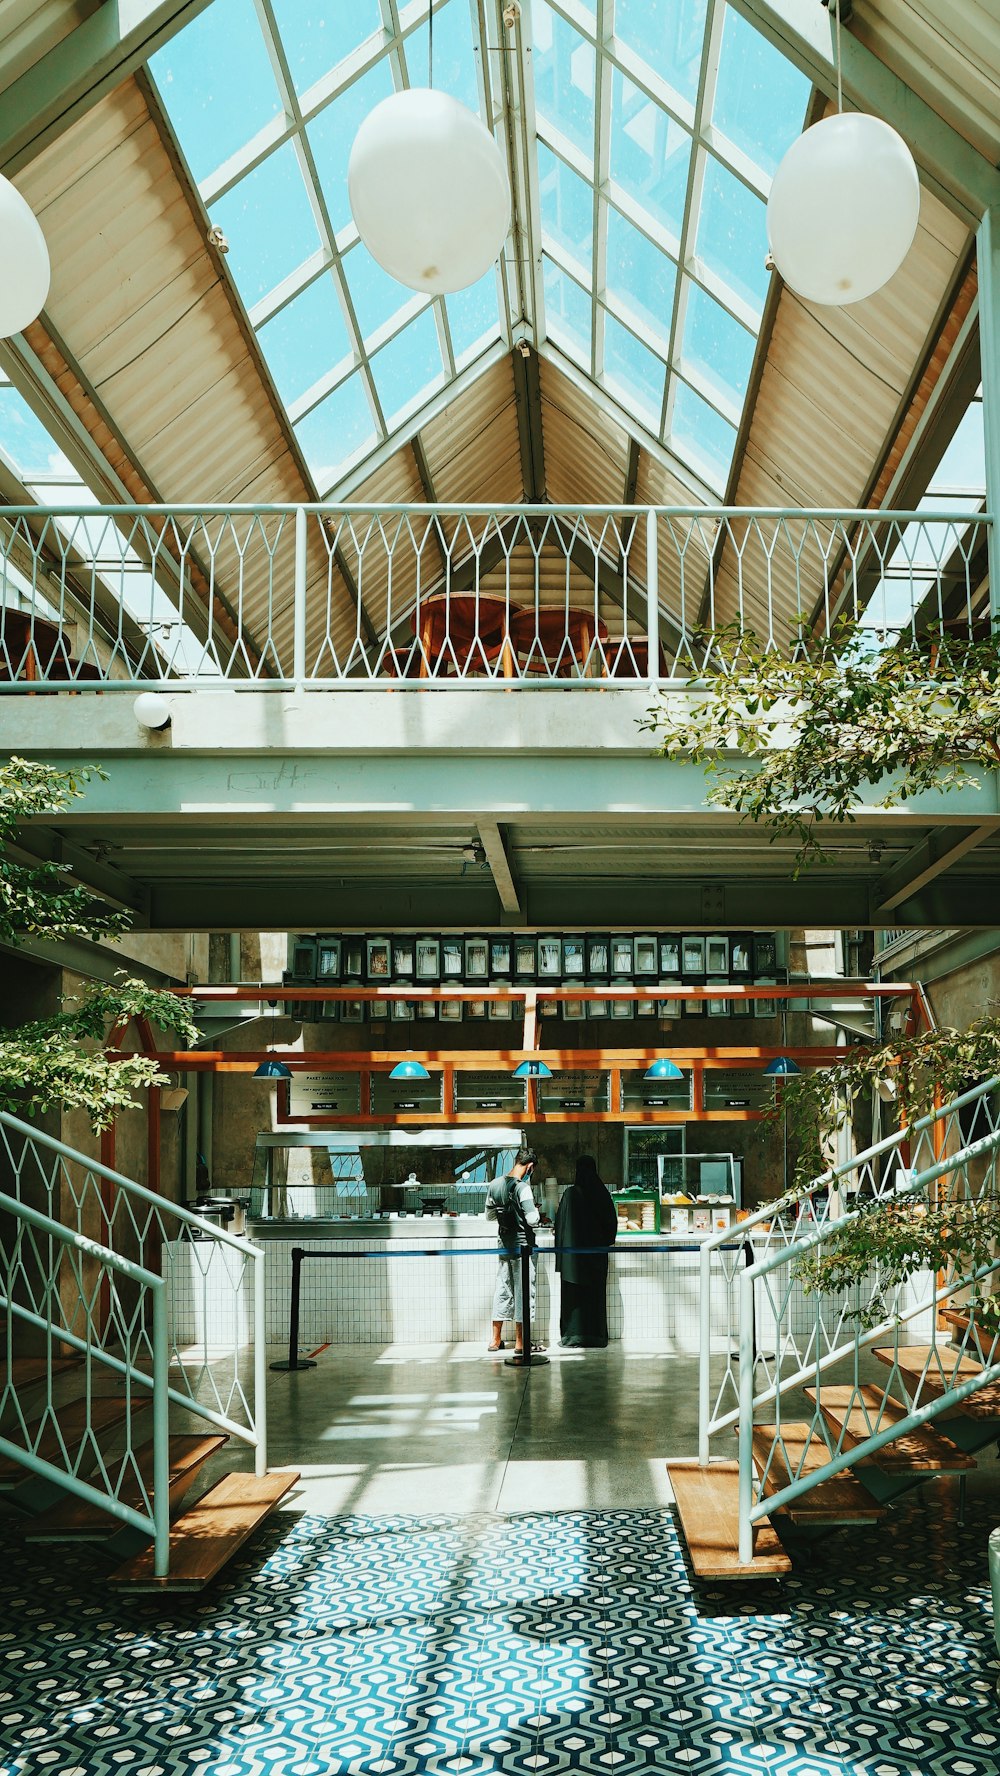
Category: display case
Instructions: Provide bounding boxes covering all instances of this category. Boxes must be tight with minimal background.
[287,1070,362,1117]
[611,935,634,977]
[623,1125,685,1191]
[562,995,586,1020]
[703,1068,772,1111]
[537,1069,610,1112]
[634,934,658,977]
[439,996,463,1023]
[681,935,706,975]
[658,979,682,1017]
[490,935,513,978]
[514,936,537,978]
[488,995,513,1020]
[464,935,489,981]
[454,1069,526,1113]
[537,936,562,979]
[620,1067,692,1111]
[390,997,414,1021]
[587,933,610,978]
[659,935,680,974]
[416,999,437,1021]
[370,996,389,1022]
[291,938,317,982]
[319,998,339,1023]
[316,938,341,979]
[754,978,777,1018]
[588,995,610,1018]
[392,937,415,979]
[415,936,441,981]
[343,937,365,981]
[442,937,463,980]
[706,978,731,1016]
[612,1189,659,1233]
[341,998,364,1022]
[610,982,633,1018]
[753,933,777,974]
[371,1071,443,1115]
[562,935,586,977]
[467,997,488,1019]
[705,934,730,974]
[366,937,391,982]
[729,934,752,977]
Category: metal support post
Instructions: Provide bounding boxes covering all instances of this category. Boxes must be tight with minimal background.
[698,1240,712,1466]
[977,207,1000,631]
[151,1281,171,1580]
[293,505,308,683]
[737,1266,756,1565]
[645,508,660,692]
[269,1246,317,1372]
[254,1246,268,1475]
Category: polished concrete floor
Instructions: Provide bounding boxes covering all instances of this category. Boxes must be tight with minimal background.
[195,1341,695,1516]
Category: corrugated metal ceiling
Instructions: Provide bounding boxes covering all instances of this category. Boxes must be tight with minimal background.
[852,0,1000,163]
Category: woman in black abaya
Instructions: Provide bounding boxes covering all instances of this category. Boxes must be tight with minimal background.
[554,1155,618,1348]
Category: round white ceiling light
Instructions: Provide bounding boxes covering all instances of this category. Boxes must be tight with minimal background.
[348,89,511,294]
[0,176,50,337]
[766,113,920,306]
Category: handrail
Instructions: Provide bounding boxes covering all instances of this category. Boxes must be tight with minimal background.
[0,501,987,519]
[1,1109,263,1258]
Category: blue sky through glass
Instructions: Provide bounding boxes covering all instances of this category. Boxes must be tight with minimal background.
[307,58,396,238]
[679,283,755,418]
[343,242,419,346]
[610,71,690,245]
[671,378,737,492]
[603,313,666,434]
[533,2,596,169]
[406,1,480,113]
[446,271,504,365]
[372,310,445,426]
[695,156,770,317]
[713,7,810,176]
[538,141,593,267]
[149,0,280,182]
[295,374,376,491]
[614,0,707,107]
[0,384,68,478]
[270,0,383,97]
[605,207,675,354]
[257,277,352,408]
[543,258,590,366]
[209,143,321,308]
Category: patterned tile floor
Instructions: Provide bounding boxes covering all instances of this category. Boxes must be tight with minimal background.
[2,1494,999,1776]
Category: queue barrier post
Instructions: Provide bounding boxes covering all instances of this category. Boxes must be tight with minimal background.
[506,1243,549,1369]
[269,1246,318,1372]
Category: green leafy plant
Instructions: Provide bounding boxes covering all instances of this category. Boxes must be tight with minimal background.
[1,758,197,1128]
[795,1195,1000,1332]
[641,621,1000,872]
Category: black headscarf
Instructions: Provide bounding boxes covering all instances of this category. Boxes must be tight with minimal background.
[555,1155,618,1282]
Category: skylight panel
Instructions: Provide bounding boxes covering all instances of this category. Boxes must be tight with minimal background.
[543,257,591,367]
[603,313,667,434]
[678,282,755,419]
[295,374,377,491]
[605,206,675,356]
[670,378,737,492]
[927,397,985,498]
[533,2,597,170]
[209,143,322,308]
[0,385,67,480]
[694,155,770,318]
[307,59,396,238]
[446,272,505,366]
[614,0,707,109]
[269,0,384,96]
[343,242,424,347]
[371,310,447,427]
[712,6,810,178]
[257,277,352,407]
[148,0,281,185]
[610,70,690,246]
[538,141,593,268]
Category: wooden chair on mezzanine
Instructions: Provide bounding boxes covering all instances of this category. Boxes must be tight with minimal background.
[508,604,610,678]
[407,590,518,680]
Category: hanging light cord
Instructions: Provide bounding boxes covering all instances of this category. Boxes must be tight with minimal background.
[428,0,434,89]
[834,0,843,114]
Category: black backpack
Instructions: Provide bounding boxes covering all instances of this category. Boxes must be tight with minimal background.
[492,1173,533,1250]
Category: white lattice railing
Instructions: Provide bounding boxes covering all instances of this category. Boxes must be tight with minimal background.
[696,1078,1000,1562]
[0,1110,267,1573]
[0,504,988,689]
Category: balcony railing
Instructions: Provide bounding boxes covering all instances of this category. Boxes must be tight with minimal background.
[0,503,988,691]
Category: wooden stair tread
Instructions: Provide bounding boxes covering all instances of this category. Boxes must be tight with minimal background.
[24,1433,229,1539]
[873,1345,1000,1422]
[805,1385,975,1470]
[108,1469,300,1591]
[751,1423,885,1522]
[667,1461,791,1579]
[0,1357,80,1391]
[0,1396,131,1484]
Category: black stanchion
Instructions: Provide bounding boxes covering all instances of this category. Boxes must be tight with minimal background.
[506,1244,548,1368]
[269,1246,318,1372]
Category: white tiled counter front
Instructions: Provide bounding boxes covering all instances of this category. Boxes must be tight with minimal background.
[167,1220,769,1350]
[165,1220,937,1352]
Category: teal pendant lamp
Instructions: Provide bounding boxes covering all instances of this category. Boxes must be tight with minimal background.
[644,1058,683,1080]
[512,1060,552,1079]
[389,1058,431,1080]
[254,999,292,1080]
[763,1055,800,1076]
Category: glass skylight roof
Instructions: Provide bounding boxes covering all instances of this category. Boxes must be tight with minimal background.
[149,0,809,498]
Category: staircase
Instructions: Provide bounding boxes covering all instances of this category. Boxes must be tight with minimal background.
[675,1074,1000,1578]
[0,1110,297,1589]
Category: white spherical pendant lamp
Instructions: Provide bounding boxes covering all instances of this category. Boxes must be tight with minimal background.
[348,88,511,294]
[766,113,920,306]
[0,175,50,337]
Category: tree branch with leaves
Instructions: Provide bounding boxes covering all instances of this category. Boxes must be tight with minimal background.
[640,622,1000,872]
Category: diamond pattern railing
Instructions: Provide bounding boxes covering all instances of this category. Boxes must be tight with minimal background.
[0,503,988,689]
[692,1077,1000,1563]
[0,1110,266,1485]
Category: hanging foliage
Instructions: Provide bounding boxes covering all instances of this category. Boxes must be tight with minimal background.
[641,621,1000,872]
[1,757,197,1127]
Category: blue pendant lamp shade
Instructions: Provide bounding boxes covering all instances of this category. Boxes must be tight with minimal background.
[512,1060,552,1079]
[389,1059,431,1080]
[644,1058,683,1081]
[254,1057,292,1079]
[254,998,292,1079]
[763,1055,801,1076]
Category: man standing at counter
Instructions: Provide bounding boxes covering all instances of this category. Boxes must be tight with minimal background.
[486,1148,541,1354]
